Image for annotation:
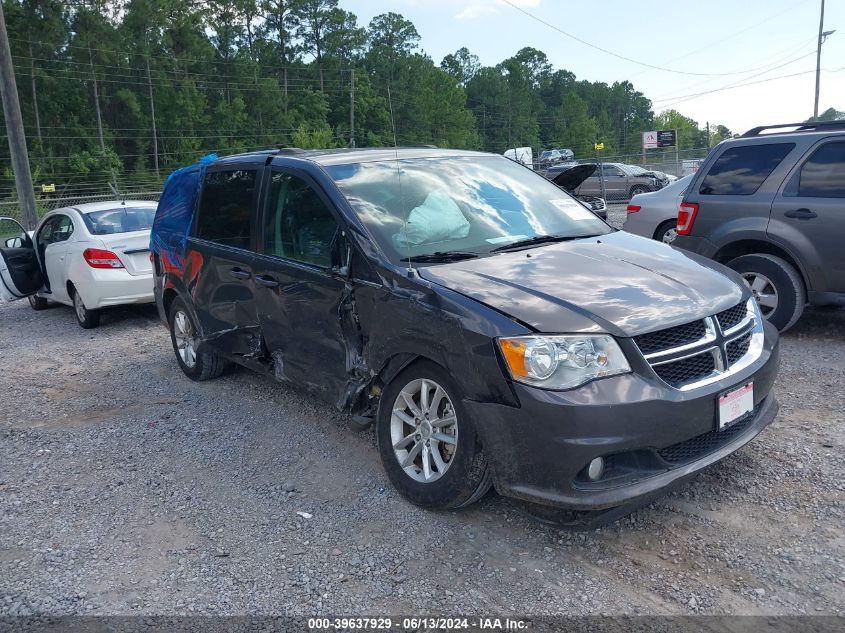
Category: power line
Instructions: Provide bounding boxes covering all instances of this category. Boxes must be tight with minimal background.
[500,0,813,78]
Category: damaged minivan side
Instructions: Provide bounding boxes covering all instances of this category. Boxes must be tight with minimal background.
[151,148,780,516]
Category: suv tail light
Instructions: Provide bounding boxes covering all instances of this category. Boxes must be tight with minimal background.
[626,204,641,213]
[83,248,124,269]
[677,202,699,235]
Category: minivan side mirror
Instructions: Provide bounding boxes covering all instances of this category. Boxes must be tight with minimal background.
[330,230,351,278]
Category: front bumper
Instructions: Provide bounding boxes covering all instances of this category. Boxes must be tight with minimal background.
[466,323,780,510]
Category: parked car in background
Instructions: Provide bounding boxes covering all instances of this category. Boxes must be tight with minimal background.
[673,121,845,331]
[556,162,665,200]
[151,147,779,520]
[624,174,694,243]
[548,164,608,220]
[625,164,672,189]
[0,201,157,328]
[537,148,575,169]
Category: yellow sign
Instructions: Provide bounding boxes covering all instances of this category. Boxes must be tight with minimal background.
[41,184,56,193]
[594,143,604,151]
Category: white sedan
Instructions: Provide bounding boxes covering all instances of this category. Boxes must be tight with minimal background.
[622,174,693,243]
[0,201,156,328]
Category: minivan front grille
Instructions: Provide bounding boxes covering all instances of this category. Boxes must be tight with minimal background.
[653,352,717,388]
[634,300,760,390]
[717,303,749,332]
[726,331,752,365]
[633,320,707,355]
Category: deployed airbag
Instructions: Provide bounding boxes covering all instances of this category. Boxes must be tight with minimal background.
[392,190,470,249]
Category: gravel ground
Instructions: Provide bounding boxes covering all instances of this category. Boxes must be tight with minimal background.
[1,266,843,617]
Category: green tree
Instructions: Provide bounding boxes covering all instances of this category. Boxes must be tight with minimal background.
[440,47,480,87]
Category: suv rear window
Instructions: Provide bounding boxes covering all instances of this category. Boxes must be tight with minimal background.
[196,169,257,249]
[699,143,794,195]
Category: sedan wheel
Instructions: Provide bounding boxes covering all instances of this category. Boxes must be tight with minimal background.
[390,378,458,483]
[172,310,197,368]
[741,272,778,318]
[72,288,100,328]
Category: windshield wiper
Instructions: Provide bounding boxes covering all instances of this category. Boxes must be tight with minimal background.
[491,234,591,252]
[405,251,479,263]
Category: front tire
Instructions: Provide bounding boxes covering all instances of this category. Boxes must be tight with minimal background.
[28,295,49,311]
[72,287,100,329]
[727,254,805,332]
[168,297,227,381]
[376,360,492,510]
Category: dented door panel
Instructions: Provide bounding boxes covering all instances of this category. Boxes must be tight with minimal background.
[253,255,349,397]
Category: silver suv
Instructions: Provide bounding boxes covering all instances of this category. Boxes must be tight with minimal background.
[673,121,845,331]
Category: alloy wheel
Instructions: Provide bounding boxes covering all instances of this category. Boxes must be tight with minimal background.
[173,310,197,368]
[662,228,677,244]
[742,272,778,317]
[390,378,458,483]
[74,292,87,322]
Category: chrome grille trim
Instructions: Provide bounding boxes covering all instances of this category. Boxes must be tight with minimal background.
[634,299,764,391]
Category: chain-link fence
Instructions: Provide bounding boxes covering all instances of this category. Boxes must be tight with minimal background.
[0,191,161,225]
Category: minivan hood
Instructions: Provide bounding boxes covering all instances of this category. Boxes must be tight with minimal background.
[417,231,744,337]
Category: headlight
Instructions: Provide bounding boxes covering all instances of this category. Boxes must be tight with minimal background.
[498,335,631,390]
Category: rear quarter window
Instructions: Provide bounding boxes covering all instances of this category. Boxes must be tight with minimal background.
[195,169,257,249]
[798,141,845,198]
[699,143,795,195]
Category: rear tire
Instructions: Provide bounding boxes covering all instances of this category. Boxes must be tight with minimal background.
[168,297,227,381]
[71,287,100,329]
[376,360,492,510]
[654,220,677,244]
[28,295,49,311]
[727,254,805,332]
[630,185,647,198]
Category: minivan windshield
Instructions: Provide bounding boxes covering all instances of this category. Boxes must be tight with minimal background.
[326,156,610,263]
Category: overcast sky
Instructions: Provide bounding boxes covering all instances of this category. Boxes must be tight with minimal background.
[345,0,845,134]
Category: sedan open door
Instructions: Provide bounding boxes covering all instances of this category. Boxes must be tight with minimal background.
[0,217,43,301]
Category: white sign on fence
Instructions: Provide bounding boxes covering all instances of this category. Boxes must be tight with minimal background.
[643,131,658,149]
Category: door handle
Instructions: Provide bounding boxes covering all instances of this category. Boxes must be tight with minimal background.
[784,208,817,219]
[255,274,280,288]
[230,267,251,280]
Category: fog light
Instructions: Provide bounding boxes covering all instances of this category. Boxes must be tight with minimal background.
[587,457,605,481]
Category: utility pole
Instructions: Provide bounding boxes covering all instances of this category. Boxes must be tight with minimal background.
[0,1,38,229]
[349,69,355,148]
[706,121,711,149]
[89,45,105,152]
[146,57,159,176]
[29,42,42,148]
[814,0,825,119]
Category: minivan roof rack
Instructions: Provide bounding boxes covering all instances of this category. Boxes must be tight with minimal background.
[742,120,845,137]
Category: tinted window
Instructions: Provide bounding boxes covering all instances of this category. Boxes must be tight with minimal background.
[264,172,338,268]
[196,169,257,249]
[699,143,794,195]
[799,142,845,198]
[326,156,609,263]
[83,207,155,235]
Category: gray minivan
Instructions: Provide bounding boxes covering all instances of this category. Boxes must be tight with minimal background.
[150,148,779,522]
[673,121,845,331]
